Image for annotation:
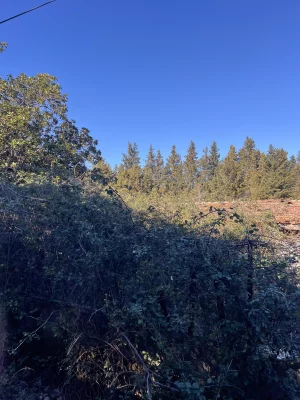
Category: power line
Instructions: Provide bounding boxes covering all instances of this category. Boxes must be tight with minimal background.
[0,1,56,25]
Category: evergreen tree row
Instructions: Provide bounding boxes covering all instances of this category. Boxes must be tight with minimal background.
[99,138,300,200]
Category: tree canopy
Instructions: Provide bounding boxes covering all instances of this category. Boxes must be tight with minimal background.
[113,137,299,200]
[0,73,101,183]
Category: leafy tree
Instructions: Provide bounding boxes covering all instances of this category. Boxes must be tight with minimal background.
[0,73,101,183]
[183,140,198,190]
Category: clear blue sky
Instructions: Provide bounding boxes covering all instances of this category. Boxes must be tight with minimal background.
[1,0,300,165]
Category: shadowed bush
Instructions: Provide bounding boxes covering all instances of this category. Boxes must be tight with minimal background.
[0,182,299,399]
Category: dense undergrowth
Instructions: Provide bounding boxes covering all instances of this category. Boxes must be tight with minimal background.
[0,69,299,399]
[0,181,300,400]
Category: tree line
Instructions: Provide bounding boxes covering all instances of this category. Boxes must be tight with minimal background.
[0,71,298,201]
[104,139,300,200]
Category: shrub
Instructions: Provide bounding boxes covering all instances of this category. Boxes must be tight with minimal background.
[0,182,299,399]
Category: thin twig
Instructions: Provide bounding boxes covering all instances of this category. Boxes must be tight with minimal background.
[9,310,58,355]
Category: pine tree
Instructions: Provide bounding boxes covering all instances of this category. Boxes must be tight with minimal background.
[292,151,300,199]
[183,140,198,190]
[198,142,220,199]
[117,142,142,191]
[209,141,220,176]
[211,145,242,200]
[238,137,260,198]
[265,145,292,198]
[154,150,165,191]
[199,141,220,180]
[198,147,210,181]
[250,146,292,199]
[94,158,114,185]
[290,155,297,169]
[249,152,269,199]
[122,142,140,169]
[145,144,156,171]
[142,145,156,193]
[165,145,183,193]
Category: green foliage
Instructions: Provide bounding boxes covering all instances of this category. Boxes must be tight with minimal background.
[265,145,293,198]
[291,151,300,199]
[0,73,101,184]
[117,142,142,191]
[112,138,299,201]
[249,146,293,200]
[121,142,140,169]
[95,158,115,183]
[238,137,260,198]
[198,142,220,199]
[183,140,198,190]
[1,181,300,399]
[211,145,242,200]
[155,149,165,183]
[142,145,156,192]
[165,145,184,193]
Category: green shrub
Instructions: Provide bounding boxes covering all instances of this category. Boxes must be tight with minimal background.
[0,182,299,399]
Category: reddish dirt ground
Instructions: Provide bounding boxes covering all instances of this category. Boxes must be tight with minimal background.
[196,199,300,231]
